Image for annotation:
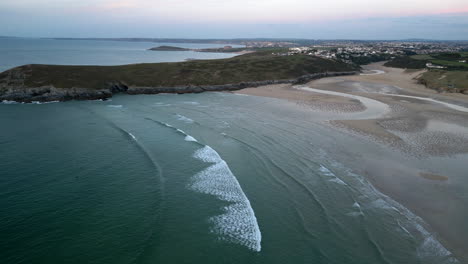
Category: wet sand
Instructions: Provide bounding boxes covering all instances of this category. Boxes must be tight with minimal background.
[235,62,468,262]
[236,62,468,156]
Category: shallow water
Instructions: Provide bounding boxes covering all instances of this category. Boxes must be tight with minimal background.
[0,93,462,264]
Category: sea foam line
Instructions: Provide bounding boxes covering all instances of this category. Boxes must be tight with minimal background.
[189,146,262,251]
[128,132,137,140]
[176,114,194,123]
[319,164,348,185]
[1,100,20,104]
[144,117,260,250]
[318,151,458,263]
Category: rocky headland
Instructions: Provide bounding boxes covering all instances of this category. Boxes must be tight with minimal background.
[0,51,359,103]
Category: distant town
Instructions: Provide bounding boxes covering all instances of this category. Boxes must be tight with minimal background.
[274,41,468,66]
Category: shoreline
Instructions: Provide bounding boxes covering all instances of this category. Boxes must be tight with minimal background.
[0,71,358,103]
[235,62,468,262]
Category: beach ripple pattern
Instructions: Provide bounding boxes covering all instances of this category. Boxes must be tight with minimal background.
[190,146,262,252]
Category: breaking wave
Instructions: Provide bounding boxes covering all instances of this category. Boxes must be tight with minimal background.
[319,164,348,185]
[176,114,194,123]
[318,154,459,263]
[144,116,261,251]
[1,100,20,104]
[189,146,262,252]
[128,132,137,140]
[185,135,197,142]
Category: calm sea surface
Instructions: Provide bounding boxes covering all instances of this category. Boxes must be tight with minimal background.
[0,38,239,72]
[0,38,462,263]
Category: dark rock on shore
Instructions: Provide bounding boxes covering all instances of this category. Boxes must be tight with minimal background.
[0,71,358,103]
[0,86,111,103]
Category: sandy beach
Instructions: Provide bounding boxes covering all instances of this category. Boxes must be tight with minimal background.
[236,62,468,155]
[235,62,468,262]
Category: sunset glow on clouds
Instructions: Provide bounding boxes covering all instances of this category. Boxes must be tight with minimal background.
[1,0,468,38]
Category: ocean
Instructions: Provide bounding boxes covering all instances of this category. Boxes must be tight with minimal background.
[0,38,461,263]
[0,38,239,72]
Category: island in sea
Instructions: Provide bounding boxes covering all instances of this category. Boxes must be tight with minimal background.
[148,45,252,53]
[148,45,191,51]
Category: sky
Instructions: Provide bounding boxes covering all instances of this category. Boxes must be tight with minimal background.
[1,0,468,40]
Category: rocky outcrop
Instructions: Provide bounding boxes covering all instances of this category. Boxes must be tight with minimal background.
[0,71,358,103]
[0,86,112,103]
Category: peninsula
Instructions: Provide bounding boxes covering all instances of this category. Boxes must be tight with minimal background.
[0,50,358,103]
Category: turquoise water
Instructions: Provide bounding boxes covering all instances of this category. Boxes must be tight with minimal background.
[0,38,462,263]
[0,38,239,72]
[0,94,459,263]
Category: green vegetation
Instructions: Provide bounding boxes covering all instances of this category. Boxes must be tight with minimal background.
[1,51,357,90]
[418,70,468,93]
[347,54,393,65]
[386,52,468,70]
[410,54,434,60]
[385,52,468,93]
[384,56,428,69]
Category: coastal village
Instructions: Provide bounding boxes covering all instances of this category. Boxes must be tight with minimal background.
[273,41,468,69]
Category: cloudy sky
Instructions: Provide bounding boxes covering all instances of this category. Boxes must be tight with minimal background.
[1,0,468,39]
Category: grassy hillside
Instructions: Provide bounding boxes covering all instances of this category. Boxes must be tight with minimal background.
[1,52,358,90]
[385,52,468,70]
[418,70,468,93]
[384,56,427,69]
[385,52,468,93]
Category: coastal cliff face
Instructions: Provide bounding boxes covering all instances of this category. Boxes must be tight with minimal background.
[0,69,357,103]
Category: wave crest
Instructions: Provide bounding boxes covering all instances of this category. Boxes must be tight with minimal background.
[189,146,262,251]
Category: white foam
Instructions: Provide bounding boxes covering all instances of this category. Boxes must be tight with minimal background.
[346,211,364,217]
[154,102,171,107]
[397,220,411,236]
[189,146,261,251]
[176,114,194,124]
[367,198,399,211]
[318,150,458,262]
[1,100,19,104]
[328,177,348,185]
[184,135,198,142]
[319,165,335,176]
[128,133,137,140]
[31,100,60,104]
[107,105,123,108]
[176,128,186,134]
[320,165,348,185]
[414,223,456,261]
[183,101,200,105]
